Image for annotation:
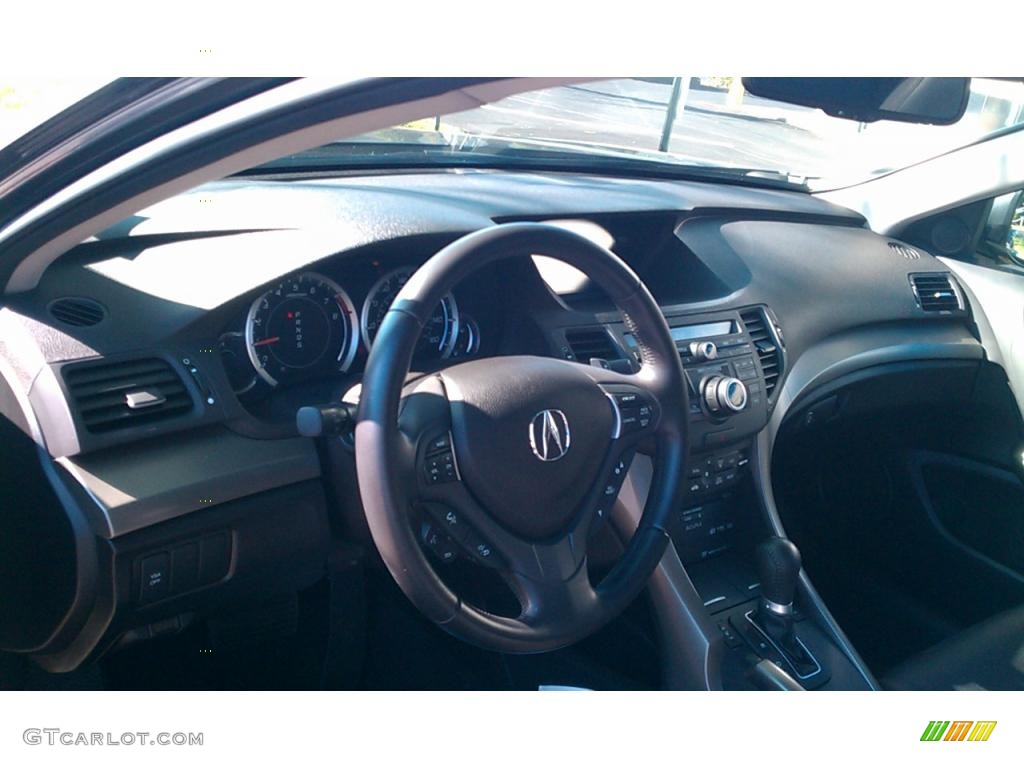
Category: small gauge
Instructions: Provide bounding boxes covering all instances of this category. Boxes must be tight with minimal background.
[360,267,459,359]
[449,315,481,359]
[246,272,359,387]
[218,331,258,395]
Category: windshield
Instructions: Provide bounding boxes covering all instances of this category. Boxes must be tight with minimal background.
[253,78,1024,191]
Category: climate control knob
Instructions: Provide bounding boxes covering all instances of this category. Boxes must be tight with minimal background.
[702,376,748,414]
[689,340,718,361]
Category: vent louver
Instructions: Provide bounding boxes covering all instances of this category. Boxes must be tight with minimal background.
[739,307,782,399]
[64,358,192,434]
[910,273,962,313]
[564,328,618,362]
[49,297,106,327]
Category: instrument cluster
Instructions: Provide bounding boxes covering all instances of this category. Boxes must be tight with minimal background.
[217,262,483,398]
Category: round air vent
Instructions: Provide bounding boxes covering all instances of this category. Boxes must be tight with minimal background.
[48,297,106,327]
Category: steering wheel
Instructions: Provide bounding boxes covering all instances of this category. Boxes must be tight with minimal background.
[355,222,688,653]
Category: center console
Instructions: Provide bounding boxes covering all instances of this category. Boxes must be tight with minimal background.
[555,306,871,689]
[593,306,783,564]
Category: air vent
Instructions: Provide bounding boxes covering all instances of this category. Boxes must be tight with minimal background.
[564,328,618,363]
[49,297,106,327]
[910,273,963,313]
[739,307,782,399]
[64,358,193,434]
[888,242,921,260]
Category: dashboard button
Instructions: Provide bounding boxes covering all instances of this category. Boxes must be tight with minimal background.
[171,542,200,594]
[139,552,171,603]
[717,620,743,649]
[199,533,231,585]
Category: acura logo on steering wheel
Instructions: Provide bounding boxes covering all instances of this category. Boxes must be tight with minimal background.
[529,409,571,462]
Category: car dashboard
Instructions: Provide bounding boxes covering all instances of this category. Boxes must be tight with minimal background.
[0,168,986,682]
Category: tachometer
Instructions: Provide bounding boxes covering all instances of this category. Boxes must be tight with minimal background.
[360,267,459,359]
[245,272,359,387]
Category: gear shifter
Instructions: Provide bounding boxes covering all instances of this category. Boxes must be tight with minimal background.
[755,536,801,619]
[754,537,818,676]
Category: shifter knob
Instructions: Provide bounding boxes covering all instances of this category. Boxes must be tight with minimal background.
[755,537,801,613]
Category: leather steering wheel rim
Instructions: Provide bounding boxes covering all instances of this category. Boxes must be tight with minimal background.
[355,222,688,653]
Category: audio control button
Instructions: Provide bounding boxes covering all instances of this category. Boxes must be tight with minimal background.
[702,376,749,414]
[689,340,718,361]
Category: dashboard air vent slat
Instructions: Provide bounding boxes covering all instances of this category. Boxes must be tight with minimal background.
[49,297,105,327]
[64,358,192,434]
[564,328,618,363]
[739,307,782,399]
[910,273,962,313]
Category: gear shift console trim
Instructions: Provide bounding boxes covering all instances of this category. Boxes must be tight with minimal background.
[745,609,822,680]
[760,597,793,617]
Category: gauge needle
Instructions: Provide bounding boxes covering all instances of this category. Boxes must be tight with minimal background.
[253,336,280,346]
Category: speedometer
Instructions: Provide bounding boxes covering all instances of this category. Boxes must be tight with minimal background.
[245,272,359,387]
[360,267,459,359]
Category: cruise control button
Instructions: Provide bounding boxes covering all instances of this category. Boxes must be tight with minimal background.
[615,393,639,407]
[619,407,640,430]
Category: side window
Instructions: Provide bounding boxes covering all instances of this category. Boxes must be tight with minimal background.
[1009,196,1024,264]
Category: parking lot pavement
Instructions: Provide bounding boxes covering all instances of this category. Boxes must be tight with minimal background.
[439,79,976,187]
[441,80,829,178]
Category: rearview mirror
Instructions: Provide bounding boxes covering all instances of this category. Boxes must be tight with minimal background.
[741,77,971,125]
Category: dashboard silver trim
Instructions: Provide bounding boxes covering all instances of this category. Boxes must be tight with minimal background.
[359,267,460,360]
[245,271,360,388]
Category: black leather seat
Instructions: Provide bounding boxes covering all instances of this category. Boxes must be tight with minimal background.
[884,605,1024,690]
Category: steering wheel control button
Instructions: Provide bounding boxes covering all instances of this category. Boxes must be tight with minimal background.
[421,522,458,564]
[422,431,460,485]
[423,451,457,484]
[427,433,452,453]
[463,533,502,568]
[610,390,656,436]
[594,451,635,527]
[423,505,501,568]
[433,506,470,538]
